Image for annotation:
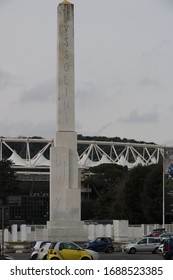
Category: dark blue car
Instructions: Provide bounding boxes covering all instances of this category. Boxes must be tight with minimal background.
[162,237,173,260]
[83,237,114,253]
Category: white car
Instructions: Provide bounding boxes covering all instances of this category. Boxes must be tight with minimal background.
[85,249,99,260]
[37,242,52,260]
[30,240,50,260]
[158,243,163,253]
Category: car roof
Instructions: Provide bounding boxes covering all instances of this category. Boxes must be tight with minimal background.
[152,228,165,232]
[31,240,51,248]
[160,232,173,235]
[133,236,160,242]
[40,242,52,248]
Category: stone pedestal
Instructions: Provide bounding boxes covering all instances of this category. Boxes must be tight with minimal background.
[45,220,87,242]
[44,144,88,241]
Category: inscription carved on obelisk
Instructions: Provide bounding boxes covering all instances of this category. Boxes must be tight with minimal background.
[57,1,75,133]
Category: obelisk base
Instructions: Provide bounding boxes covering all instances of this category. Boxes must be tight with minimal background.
[43,220,88,242]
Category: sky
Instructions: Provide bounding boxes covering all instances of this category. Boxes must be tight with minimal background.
[0,0,173,145]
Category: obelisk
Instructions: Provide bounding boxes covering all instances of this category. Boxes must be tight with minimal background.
[45,0,88,241]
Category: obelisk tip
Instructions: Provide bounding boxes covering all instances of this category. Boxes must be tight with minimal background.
[61,0,71,4]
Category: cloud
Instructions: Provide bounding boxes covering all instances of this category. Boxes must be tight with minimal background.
[118,109,159,123]
[0,119,55,139]
[0,68,14,89]
[76,82,98,107]
[20,79,56,104]
[140,77,162,88]
[0,0,10,4]
[0,0,173,145]
[95,122,113,136]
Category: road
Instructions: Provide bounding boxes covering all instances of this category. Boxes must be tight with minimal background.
[10,252,164,260]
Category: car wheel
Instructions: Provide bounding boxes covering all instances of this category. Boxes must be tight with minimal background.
[43,255,48,260]
[31,254,38,260]
[51,257,60,260]
[81,257,91,260]
[105,246,114,253]
[129,248,136,254]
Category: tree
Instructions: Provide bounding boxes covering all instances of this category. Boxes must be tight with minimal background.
[81,199,96,220]
[0,160,17,204]
[82,164,128,220]
[142,163,163,223]
[124,164,163,224]
[124,165,151,224]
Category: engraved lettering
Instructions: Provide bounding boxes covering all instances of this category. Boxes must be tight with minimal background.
[64,50,68,59]
[64,63,69,72]
[64,25,69,33]
[64,76,69,85]
[64,37,68,47]
[63,6,70,22]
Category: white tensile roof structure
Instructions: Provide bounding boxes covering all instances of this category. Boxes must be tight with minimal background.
[0,137,165,170]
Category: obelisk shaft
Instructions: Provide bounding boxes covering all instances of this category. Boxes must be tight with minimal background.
[56,2,75,134]
[55,1,78,192]
[49,1,80,222]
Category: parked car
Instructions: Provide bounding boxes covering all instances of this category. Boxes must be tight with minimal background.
[86,249,99,260]
[162,237,173,260]
[158,239,164,253]
[157,233,173,254]
[0,254,14,260]
[83,237,114,253]
[37,242,52,260]
[159,232,173,241]
[147,228,166,237]
[37,241,99,260]
[47,241,93,260]
[30,240,50,260]
[124,237,160,254]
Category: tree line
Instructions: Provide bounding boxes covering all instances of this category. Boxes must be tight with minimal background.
[81,163,163,224]
[0,159,169,225]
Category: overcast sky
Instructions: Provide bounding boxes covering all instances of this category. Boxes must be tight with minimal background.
[0,0,173,144]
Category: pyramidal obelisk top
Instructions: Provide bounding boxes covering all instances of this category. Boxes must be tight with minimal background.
[61,0,71,4]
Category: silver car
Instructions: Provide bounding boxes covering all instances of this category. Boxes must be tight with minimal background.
[124,237,160,254]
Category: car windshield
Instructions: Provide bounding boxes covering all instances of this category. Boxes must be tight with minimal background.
[131,238,142,243]
[61,242,82,250]
[49,242,56,249]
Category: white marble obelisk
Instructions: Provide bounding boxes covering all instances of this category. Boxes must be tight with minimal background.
[45,0,88,241]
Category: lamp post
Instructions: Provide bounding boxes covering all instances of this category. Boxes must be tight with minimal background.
[0,205,8,255]
[162,151,165,228]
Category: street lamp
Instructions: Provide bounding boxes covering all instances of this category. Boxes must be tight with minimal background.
[0,205,8,255]
[162,152,165,228]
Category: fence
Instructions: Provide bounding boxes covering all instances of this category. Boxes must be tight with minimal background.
[3,221,173,243]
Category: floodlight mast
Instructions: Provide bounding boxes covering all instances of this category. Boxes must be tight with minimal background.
[162,151,165,228]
